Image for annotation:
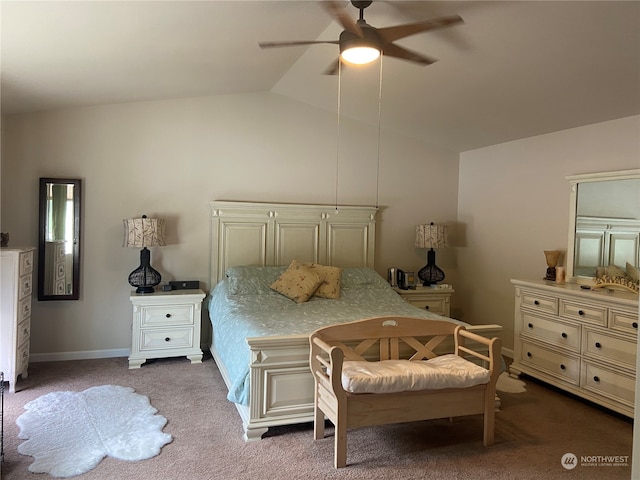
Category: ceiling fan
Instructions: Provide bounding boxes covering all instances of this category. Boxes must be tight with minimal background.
[259,0,464,75]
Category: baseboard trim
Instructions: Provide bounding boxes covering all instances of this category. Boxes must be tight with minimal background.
[30,349,130,363]
[30,346,513,364]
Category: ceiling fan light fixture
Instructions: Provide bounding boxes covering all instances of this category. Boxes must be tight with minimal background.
[341,45,380,64]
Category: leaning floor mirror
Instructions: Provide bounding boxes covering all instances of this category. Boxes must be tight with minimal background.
[38,178,82,300]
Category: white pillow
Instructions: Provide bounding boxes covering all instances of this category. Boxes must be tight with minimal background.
[340,354,490,394]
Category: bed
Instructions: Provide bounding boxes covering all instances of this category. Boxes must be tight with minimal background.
[208,201,502,441]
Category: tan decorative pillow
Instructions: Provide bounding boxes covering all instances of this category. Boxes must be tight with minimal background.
[270,260,322,303]
[304,263,342,299]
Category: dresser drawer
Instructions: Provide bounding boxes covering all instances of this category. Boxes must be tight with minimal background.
[406,297,447,315]
[520,291,558,315]
[17,318,31,347]
[15,341,30,373]
[54,278,66,294]
[581,360,635,408]
[18,296,31,323]
[18,274,33,299]
[141,305,195,327]
[56,261,66,280]
[560,300,606,326]
[609,309,639,334]
[520,341,580,385]
[139,327,195,352]
[582,327,636,369]
[520,312,580,352]
[19,250,34,276]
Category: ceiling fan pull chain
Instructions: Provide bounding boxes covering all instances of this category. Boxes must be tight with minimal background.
[335,58,343,213]
[375,52,384,209]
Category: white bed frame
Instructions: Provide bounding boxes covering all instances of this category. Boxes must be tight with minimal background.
[208,201,502,441]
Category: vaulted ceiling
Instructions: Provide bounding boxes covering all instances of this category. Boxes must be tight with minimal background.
[2,1,639,152]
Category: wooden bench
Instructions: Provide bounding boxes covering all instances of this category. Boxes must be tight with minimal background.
[309,316,502,468]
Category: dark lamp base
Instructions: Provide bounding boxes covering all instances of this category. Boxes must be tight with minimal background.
[128,247,161,294]
[135,286,156,294]
[417,248,445,286]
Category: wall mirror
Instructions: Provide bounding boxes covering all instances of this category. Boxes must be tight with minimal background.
[566,169,640,283]
[38,178,81,300]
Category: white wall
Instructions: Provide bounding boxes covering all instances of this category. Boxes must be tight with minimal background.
[1,92,460,358]
[3,92,637,359]
[457,115,640,351]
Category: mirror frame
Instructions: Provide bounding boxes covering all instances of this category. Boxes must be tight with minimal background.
[566,168,640,284]
[38,178,82,301]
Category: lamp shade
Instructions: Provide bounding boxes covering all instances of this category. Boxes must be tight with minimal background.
[123,217,166,248]
[123,216,165,293]
[415,223,448,249]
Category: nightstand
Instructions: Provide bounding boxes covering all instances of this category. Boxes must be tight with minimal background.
[128,289,206,369]
[393,285,454,317]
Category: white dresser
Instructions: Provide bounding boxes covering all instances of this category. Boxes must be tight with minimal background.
[1,247,36,392]
[129,289,205,369]
[511,279,638,417]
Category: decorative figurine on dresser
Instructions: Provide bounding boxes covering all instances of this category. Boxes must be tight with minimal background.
[1,247,36,392]
[511,169,640,418]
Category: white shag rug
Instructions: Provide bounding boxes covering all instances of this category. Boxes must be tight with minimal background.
[496,372,527,393]
[16,385,172,478]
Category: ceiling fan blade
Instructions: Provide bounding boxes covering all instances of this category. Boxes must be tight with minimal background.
[382,43,437,66]
[377,15,464,43]
[322,1,363,37]
[323,58,341,75]
[259,40,339,49]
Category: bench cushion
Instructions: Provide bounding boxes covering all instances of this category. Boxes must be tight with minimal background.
[341,354,490,394]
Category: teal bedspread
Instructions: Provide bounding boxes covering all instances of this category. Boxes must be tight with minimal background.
[208,266,465,406]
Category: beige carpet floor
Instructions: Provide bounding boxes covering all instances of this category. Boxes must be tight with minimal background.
[1,354,633,479]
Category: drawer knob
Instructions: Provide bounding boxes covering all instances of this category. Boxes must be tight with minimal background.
[595,342,601,349]
[560,364,566,370]
[165,337,171,342]
[165,313,172,318]
[533,300,540,306]
[527,352,532,357]
[633,322,638,329]
[528,323,533,328]
[561,332,567,338]
[578,310,585,316]
[424,305,429,310]
[593,376,600,383]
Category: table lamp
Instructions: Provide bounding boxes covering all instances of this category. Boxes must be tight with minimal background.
[123,215,166,293]
[415,223,448,286]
